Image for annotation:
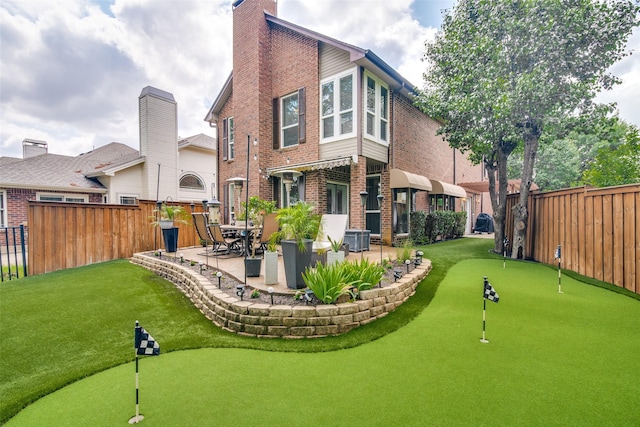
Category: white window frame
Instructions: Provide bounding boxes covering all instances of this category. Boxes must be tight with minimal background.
[320,68,357,143]
[228,116,235,160]
[36,192,89,203]
[281,92,299,148]
[364,71,389,145]
[0,190,7,227]
[179,173,206,191]
[119,195,139,205]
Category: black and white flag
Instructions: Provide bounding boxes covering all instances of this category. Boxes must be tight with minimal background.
[483,279,500,303]
[135,324,160,356]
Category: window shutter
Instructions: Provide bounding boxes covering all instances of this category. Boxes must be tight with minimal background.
[272,98,280,149]
[298,87,306,143]
[222,118,228,161]
[223,183,229,224]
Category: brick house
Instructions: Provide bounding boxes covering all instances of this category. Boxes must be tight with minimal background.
[0,87,216,228]
[205,0,489,244]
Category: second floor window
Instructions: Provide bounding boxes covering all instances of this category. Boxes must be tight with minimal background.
[365,73,389,144]
[281,93,299,148]
[179,174,205,191]
[228,117,235,159]
[321,70,355,142]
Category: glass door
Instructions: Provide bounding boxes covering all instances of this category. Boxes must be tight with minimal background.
[326,183,348,214]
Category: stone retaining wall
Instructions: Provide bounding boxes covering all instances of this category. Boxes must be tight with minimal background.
[131,253,431,338]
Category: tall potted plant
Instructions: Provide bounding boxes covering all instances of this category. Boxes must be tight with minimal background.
[151,202,190,253]
[244,197,277,277]
[264,235,279,285]
[276,202,321,289]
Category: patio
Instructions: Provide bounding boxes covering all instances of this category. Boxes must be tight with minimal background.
[172,243,399,295]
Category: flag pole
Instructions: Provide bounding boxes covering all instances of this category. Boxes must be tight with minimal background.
[129,321,144,424]
[480,297,489,343]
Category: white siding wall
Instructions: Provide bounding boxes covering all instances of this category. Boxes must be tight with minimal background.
[139,88,178,201]
[178,147,217,203]
[109,164,144,203]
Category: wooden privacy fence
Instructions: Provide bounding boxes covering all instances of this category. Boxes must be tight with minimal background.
[28,200,201,275]
[505,184,640,294]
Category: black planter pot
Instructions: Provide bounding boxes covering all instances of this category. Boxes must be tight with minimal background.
[281,239,313,289]
[162,227,179,253]
[244,257,262,277]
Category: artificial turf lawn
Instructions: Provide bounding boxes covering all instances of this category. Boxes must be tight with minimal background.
[5,251,640,426]
[0,239,639,425]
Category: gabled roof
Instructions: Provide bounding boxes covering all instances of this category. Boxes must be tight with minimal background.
[204,11,417,123]
[178,133,216,152]
[0,142,138,192]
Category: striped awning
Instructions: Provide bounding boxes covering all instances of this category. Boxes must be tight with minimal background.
[267,155,355,176]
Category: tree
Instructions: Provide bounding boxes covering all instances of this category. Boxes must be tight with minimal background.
[583,124,640,187]
[416,0,639,257]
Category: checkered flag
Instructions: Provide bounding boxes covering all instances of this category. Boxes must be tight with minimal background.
[483,278,499,303]
[135,323,160,356]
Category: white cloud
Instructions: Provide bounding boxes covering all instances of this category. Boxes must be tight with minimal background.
[1,0,638,160]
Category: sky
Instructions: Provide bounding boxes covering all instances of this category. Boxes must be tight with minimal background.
[1,0,638,159]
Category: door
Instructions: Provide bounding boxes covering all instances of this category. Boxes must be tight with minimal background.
[326,183,348,214]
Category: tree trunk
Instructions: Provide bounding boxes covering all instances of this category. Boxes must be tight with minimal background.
[486,148,510,254]
[511,133,539,259]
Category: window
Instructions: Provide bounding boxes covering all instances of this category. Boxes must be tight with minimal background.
[37,193,89,203]
[364,72,389,144]
[119,195,138,205]
[179,174,205,191]
[228,117,235,160]
[321,70,356,141]
[0,190,6,227]
[281,93,299,147]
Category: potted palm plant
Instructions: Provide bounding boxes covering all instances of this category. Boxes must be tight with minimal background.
[151,202,190,253]
[275,202,321,289]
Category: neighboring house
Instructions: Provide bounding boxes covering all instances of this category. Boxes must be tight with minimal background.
[204,0,489,244]
[0,87,216,228]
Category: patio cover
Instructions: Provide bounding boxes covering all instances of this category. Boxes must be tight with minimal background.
[430,179,467,198]
[390,168,432,191]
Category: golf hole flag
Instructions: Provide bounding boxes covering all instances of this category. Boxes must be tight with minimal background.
[483,278,500,303]
[481,277,499,344]
[130,321,160,424]
[135,322,160,356]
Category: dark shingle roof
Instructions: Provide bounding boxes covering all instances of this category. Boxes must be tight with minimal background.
[0,142,138,192]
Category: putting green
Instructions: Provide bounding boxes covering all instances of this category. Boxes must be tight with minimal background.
[8,259,640,426]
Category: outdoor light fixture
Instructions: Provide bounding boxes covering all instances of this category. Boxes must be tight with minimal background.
[216,271,223,289]
[236,284,245,300]
[405,259,411,274]
[179,253,184,264]
[199,261,204,275]
[155,200,162,250]
[377,193,384,267]
[157,249,162,259]
[304,289,314,305]
[202,199,208,212]
[360,190,368,261]
[207,197,221,224]
[393,269,403,281]
[413,251,424,267]
[268,286,274,305]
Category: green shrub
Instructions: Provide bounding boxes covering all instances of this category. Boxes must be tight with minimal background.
[302,262,353,304]
[396,239,414,263]
[342,258,386,292]
[453,211,467,238]
[409,210,427,244]
[424,211,466,242]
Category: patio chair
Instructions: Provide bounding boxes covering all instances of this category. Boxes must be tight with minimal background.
[251,213,279,255]
[209,223,242,255]
[192,213,214,254]
[312,214,348,254]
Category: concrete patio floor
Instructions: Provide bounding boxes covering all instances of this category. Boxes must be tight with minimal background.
[174,244,399,295]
